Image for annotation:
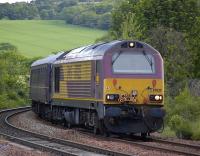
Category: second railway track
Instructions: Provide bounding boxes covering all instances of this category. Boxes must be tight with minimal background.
[0,107,133,156]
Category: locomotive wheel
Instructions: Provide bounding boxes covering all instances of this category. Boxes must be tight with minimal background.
[93,113,101,135]
[93,126,99,135]
[141,133,147,139]
[98,120,110,137]
[103,131,110,137]
[67,122,71,129]
[63,119,71,129]
[98,120,105,134]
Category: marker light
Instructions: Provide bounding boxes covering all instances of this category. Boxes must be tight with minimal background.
[129,42,135,48]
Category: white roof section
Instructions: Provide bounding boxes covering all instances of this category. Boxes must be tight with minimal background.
[54,41,121,64]
[31,52,64,67]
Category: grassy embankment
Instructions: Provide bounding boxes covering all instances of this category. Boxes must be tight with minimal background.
[0,20,106,57]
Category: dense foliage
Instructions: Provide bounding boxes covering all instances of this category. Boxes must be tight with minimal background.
[165,88,200,140]
[0,43,35,109]
[0,0,115,29]
[99,0,200,139]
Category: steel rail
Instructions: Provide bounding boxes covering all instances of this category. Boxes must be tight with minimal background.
[0,107,133,156]
[79,129,200,156]
[151,137,200,150]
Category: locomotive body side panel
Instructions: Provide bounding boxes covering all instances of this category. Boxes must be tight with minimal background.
[30,64,51,104]
[52,60,96,100]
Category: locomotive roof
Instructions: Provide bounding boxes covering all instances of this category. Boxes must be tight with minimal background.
[54,40,122,64]
[31,52,64,67]
[31,40,160,67]
[54,40,159,64]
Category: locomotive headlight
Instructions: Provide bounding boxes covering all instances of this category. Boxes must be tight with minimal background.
[106,94,119,101]
[155,95,160,101]
[149,95,163,102]
[107,95,115,100]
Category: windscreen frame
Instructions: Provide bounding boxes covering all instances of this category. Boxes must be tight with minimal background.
[112,51,156,75]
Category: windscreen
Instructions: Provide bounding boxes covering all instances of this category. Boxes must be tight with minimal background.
[112,51,155,74]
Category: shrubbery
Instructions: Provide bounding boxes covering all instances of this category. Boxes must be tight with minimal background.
[0,43,34,109]
[165,87,200,140]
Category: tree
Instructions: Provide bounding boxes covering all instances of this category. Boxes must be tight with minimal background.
[148,27,192,96]
[188,17,200,78]
[57,0,78,11]
[0,43,30,109]
[97,13,111,30]
[111,0,199,38]
[111,0,137,38]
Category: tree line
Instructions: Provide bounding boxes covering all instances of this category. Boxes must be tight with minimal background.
[0,0,115,30]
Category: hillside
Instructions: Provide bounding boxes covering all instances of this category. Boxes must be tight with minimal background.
[0,0,116,29]
[0,20,106,57]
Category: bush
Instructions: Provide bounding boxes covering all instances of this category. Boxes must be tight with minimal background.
[169,115,192,139]
[0,94,8,109]
[191,120,200,140]
[164,86,200,140]
[161,126,176,138]
[0,43,30,109]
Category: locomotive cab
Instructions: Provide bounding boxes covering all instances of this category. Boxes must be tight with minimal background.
[102,41,165,135]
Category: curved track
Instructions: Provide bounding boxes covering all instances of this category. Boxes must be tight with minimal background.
[0,107,133,156]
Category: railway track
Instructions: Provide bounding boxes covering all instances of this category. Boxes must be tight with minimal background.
[0,107,133,156]
[118,136,200,156]
[79,129,200,156]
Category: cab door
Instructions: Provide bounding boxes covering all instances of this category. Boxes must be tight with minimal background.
[94,60,103,99]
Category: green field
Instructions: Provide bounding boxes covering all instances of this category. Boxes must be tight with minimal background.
[0,20,106,57]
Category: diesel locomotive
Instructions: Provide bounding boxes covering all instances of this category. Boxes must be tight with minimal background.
[30,40,165,136]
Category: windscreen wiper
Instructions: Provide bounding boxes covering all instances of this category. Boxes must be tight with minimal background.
[142,50,153,72]
[112,51,123,65]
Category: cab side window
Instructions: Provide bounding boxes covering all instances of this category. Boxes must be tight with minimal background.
[54,67,60,93]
